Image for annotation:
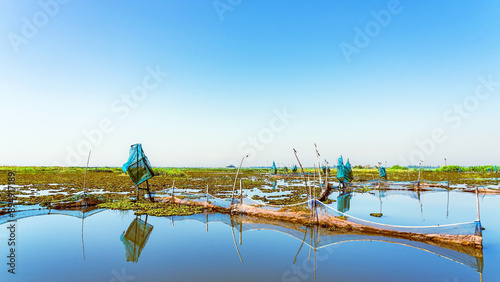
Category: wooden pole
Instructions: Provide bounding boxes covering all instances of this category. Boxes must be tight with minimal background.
[314,144,323,193]
[417,160,423,187]
[240,179,243,206]
[136,146,139,201]
[446,189,449,219]
[293,148,309,199]
[231,155,247,204]
[308,176,312,202]
[171,180,175,203]
[313,164,316,198]
[324,159,329,191]
[83,150,91,206]
[83,150,91,194]
[378,162,382,180]
[146,180,152,201]
[476,186,480,222]
[444,158,449,188]
[206,184,209,203]
[309,176,313,225]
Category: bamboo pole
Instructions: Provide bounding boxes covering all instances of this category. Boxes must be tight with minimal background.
[231,155,248,205]
[308,177,311,202]
[146,180,152,201]
[206,184,209,203]
[83,150,91,206]
[313,164,316,198]
[293,148,308,199]
[240,179,243,206]
[171,180,175,203]
[417,160,423,185]
[83,150,91,194]
[446,189,449,219]
[476,186,481,222]
[314,144,323,193]
[309,176,313,225]
[136,146,139,201]
[324,159,329,191]
[444,158,449,188]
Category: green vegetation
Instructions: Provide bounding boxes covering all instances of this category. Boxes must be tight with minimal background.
[1,166,499,209]
[323,198,336,204]
[388,165,408,170]
[98,198,203,217]
[438,165,497,173]
[370,213,383,217]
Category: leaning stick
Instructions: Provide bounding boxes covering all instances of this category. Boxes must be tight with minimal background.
[83,150,91,195]
[324,159,329,190]
[171,180,175,202]
[240,179,243,206]
[231,155,248,207]
[82,150,91,206]
[314,144,323,193]
[476,186,480,222]
[417,160,423,187]
[313,164,316,198]
[293,148,309,199]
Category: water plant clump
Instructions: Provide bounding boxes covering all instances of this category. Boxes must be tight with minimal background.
[98,198,204,217]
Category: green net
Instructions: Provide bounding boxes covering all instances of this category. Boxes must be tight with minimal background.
[270,161,277,175]
[122,143,154,186]
[379,166,387,179]
[346,159,353,181]
[167,211,483,273]
[337,156,352,183]
[0,206,104,225]
[120,217,154,263]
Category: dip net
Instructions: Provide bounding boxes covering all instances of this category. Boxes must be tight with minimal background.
[152,187,481,237]
[166,211,483,273]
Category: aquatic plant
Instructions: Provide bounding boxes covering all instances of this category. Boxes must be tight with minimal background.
[98,198,203,217]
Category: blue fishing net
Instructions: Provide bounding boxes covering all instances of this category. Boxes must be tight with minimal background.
[122,143,154,186]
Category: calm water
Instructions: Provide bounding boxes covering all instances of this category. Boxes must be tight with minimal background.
[1,191,499,282]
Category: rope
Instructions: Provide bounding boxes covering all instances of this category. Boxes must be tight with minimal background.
[316,201,474,229]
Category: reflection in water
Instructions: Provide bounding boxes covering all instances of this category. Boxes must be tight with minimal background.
[337,191,352,213]
[0,205,486,281]
[169,211,484,279]
[120,215,154,262]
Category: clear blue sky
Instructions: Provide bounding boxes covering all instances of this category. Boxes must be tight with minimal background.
[1,0,499,167]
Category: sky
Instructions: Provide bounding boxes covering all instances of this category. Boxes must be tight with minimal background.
[1,0,499,168]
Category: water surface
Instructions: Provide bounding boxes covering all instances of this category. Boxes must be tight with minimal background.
[1,190,498,282]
